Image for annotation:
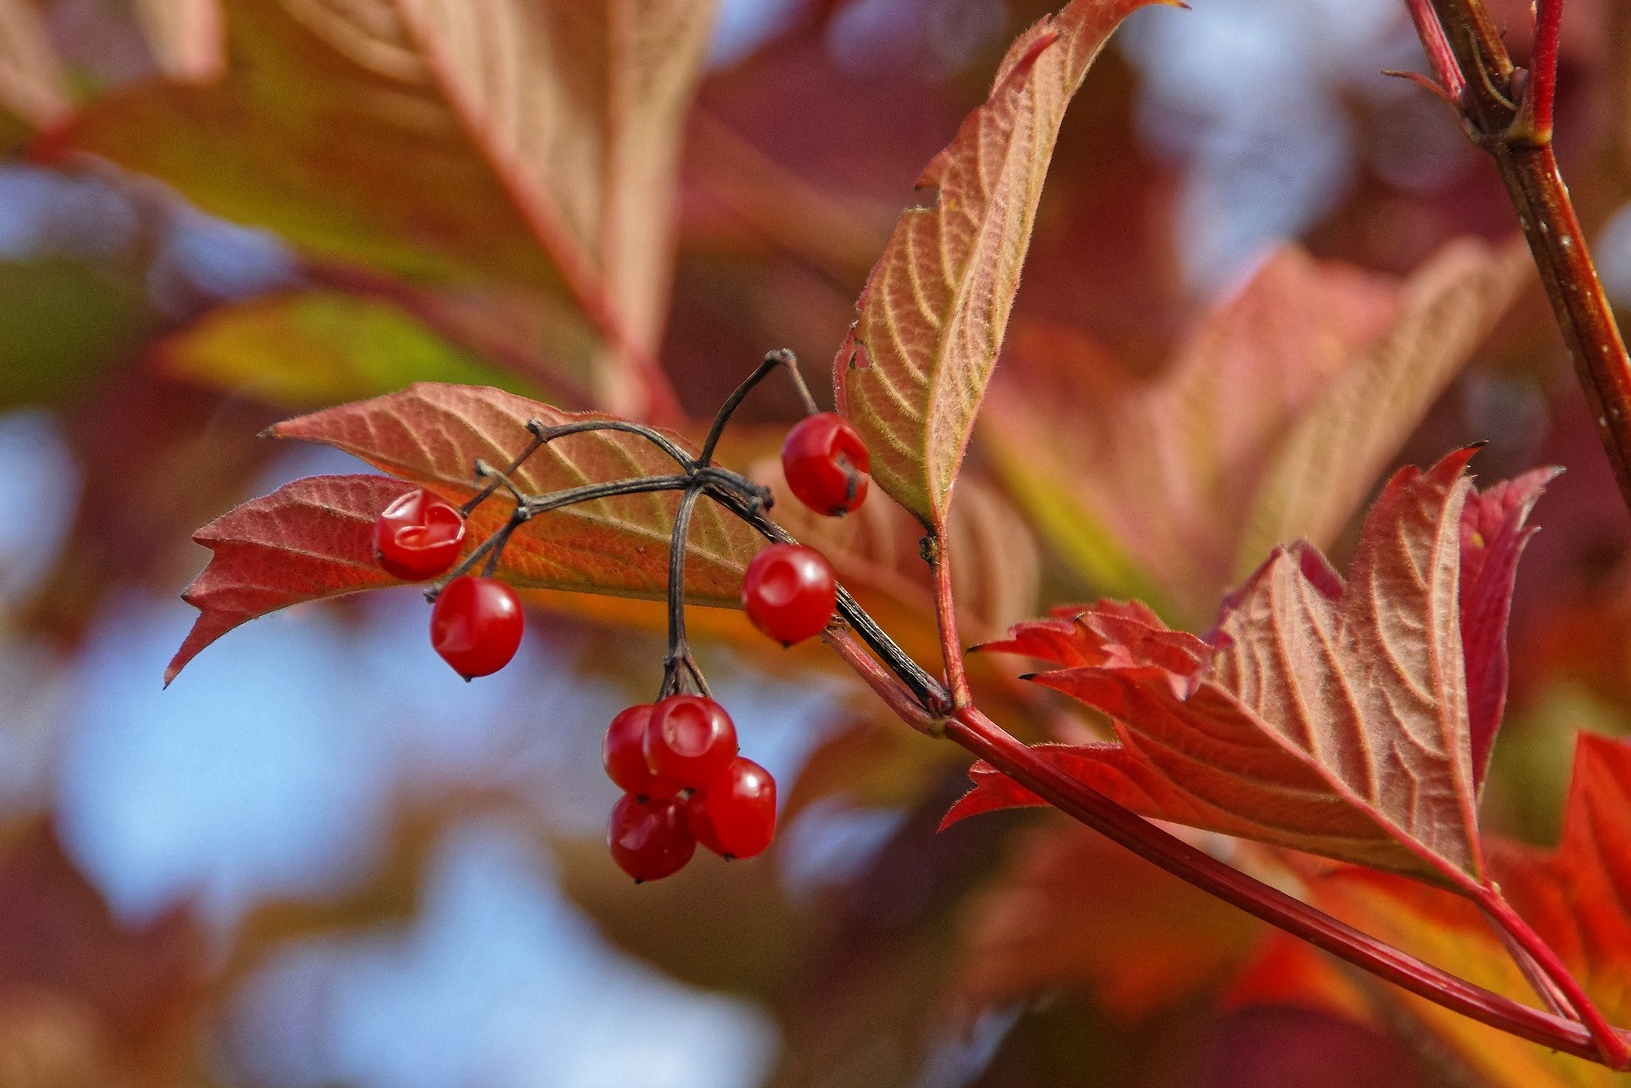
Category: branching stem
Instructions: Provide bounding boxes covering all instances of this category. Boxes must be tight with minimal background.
[1417,0,1631,516]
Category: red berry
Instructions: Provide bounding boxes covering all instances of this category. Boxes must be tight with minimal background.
[429,575,523,678]
[643,695,737,790]
[781,412,870,516]
[374,488,466,580]
[602,705,678,798]
[687,757,777,860]
[608,794,695,882]
[741,543,837,645]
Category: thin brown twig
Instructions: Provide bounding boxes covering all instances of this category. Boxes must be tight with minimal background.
[1419,0,1631,518]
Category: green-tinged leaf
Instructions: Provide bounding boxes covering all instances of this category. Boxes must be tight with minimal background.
[0,259,154,409]
[156,291,540,409]
[55,0,716,412]
[0,0,69,134]
[982,239,1532,625]
[833,0,1167,530]
[1238,237,1532,573]
[167,383,763,680]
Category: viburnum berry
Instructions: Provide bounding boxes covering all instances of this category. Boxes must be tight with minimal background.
[373,488,466,580]
[429,575,523,679]
[741,543,837,646]
[602,704,679,798]
[781,411,870,516]
[687,756,777,860]
[607,794,695,883]
[643,694,737,790]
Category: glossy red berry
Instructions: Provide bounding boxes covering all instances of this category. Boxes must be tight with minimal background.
[608,794,695,883]
[781,412,870,516]
[374,488,466,580]
[602,705,679,798]
[687,757,777,860]
[429,575,523,678]
[741,543,837,645]
[643,694,737,790]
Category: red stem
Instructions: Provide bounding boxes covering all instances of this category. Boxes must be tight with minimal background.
[1529,0,1562,140]
[822,627,942,735]
[1476,888,1631,1068]
[1402,0,1467,101]
[928,533,972,707]
[940,704,1614,1063]
[1421,0,1631,515]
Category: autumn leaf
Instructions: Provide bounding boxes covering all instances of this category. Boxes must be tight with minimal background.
[1460,468,1560,788]
[166,383,764,682]
[166,473,415,685]
[1255,734,1631,1088]
[53,0,715,415]
[947,450,1557,887]
[155,290,540,409]
[833,0,1169,531]
[953,819,1263,1024]
[982,239,1530,622]
[1237,238,1533,572]
[0,818,207,1086]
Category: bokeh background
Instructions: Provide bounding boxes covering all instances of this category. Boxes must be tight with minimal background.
[3,0,1631,1085]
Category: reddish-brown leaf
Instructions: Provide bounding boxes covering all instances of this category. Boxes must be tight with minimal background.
[951,451,1558,887]
[833,0,1169,530]
[1494,734,1631,1011]
[953,818,1263,1024]
[166,473,414,684]
[167,383,766,682]
[0,818,207,1084]
[1460,468,1560,789]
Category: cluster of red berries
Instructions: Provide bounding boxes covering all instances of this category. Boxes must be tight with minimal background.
[601,696,776,881]
[367,406,873,883]
[372,488,524,679]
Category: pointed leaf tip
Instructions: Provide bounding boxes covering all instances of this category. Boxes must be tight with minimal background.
[1459,464,1559,789]
[950,451,1549,888]
[836,0,1162,530]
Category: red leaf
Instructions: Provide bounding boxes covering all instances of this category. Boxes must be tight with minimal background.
[167,383,766,682]
[1495,733,1631,984]
[1459,467,1560,789]
[950,451,1556,887]
[166,474,413,684]
[1257,736,1631,1088]
[953,820,1263,1024]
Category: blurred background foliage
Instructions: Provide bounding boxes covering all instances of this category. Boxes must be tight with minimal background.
[1,0,1631,1085]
